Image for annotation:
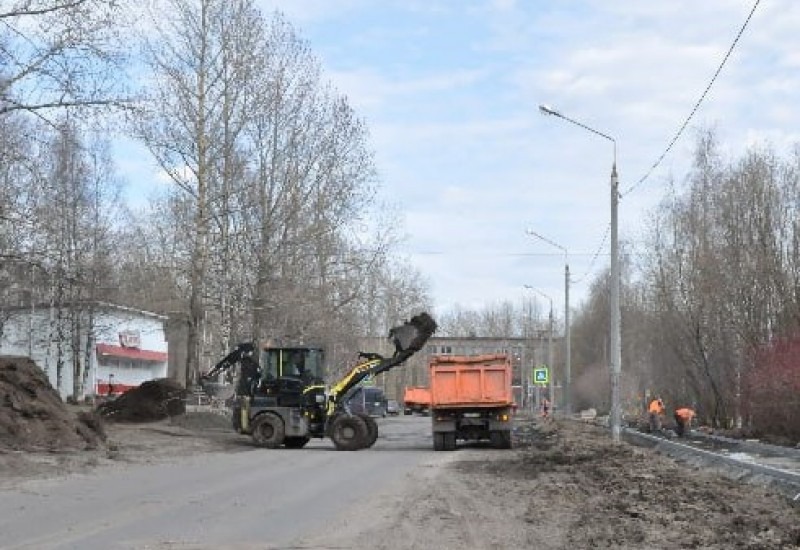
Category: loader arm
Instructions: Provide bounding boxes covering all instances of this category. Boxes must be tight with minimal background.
[200,342,256,381]
[326,313,437,415]
[199,342,260,398]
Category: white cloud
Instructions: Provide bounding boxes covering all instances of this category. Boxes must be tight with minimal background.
[488,0,517,12]
[328,67,491,112]
[127,0,800,313]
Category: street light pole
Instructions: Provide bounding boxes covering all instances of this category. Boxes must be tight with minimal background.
[526,229,571,415]
[609,162,621,443]
[539,104,621,443]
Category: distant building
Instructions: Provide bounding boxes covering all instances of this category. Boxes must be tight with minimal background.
[0,301,168,400]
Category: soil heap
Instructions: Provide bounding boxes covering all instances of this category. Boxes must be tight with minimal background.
[96,378,187,422]
[0,356,105,451]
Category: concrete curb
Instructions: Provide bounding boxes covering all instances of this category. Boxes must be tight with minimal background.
[690,431,800,460]
[624,428,800,503]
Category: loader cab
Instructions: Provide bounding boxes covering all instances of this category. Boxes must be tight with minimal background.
[259,346,325,386]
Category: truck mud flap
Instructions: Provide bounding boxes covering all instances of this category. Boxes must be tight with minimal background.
[432,420,457,432]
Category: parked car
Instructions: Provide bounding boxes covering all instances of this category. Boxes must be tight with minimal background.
[347,386,387,417]
[386,399,400,416]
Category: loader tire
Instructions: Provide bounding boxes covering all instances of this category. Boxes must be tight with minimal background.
[283,436,310,449]
[251,413,285,449]
[331,415,368,451]
[358,414,379,448]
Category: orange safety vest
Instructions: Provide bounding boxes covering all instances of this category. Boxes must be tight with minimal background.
[675,408,695,422]
[648,399,664,415]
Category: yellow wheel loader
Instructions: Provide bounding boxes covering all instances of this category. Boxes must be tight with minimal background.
[200,313,436,450]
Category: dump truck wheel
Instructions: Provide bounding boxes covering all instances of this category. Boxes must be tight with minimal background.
[444,432,456,451]
[251,413,285,448]
[331,415,368,451]
[358,414,379,448]
[490,430,512,449]
[433,432,445,451]
[283,436,310,449]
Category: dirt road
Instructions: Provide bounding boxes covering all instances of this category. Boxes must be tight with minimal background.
[0,416,800,550]
[297,417,799,550]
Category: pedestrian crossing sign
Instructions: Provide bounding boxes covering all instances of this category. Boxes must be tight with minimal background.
[533,366,549,384]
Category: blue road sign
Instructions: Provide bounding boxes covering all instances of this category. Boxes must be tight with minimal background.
[533,366,549,384]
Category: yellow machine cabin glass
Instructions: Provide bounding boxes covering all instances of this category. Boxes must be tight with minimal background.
[260,347,325,384]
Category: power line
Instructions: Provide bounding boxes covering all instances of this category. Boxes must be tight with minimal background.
[622,0,761,197]
[572,224,610,284]
[406,251,610,257]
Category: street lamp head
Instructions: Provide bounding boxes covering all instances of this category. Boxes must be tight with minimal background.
[539,104,559,116]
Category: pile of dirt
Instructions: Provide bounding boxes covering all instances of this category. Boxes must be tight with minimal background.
[0,356,105,451]
[459,419,800,549]
[96,378,187,422]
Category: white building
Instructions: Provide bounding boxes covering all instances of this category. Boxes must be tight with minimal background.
[0,301,168,400]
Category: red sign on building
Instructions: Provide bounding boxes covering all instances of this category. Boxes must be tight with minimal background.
[118,330,141,349]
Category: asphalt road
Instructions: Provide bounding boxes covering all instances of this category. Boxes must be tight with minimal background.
[0,415,435,550]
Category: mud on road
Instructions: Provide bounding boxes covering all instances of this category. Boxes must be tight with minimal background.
[299,418,800,550]
[477,419,800,549]
[0,411,248,490]
[1,411,798,549]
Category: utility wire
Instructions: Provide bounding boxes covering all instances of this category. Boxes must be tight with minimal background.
[622,0,761,197]
[406,251,608,258]
[572,224,610,284]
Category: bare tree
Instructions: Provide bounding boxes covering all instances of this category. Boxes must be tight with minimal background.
[241,12,379,343]
[0,0,128,119]
[135,0,264,384]
[641,129,800,428]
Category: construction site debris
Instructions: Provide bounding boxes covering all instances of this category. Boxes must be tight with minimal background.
[96,379,187,422]
[0,356,105,451]
[466,418,800,549]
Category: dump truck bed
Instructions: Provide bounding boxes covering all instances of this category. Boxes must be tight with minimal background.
[403,386,430,405]
[429,354,514,409]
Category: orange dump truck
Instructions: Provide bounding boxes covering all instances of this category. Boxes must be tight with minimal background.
[402,386,431,415]
[429,354,514,451]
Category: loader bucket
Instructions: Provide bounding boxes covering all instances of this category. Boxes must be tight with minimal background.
[389,312,437,355]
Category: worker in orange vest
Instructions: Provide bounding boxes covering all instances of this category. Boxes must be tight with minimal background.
[647,397,665,433]
[674,407,695,437]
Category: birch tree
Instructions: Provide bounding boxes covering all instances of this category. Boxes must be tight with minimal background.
[241,12,378,343]
[136,0,266,384]
[0,0,127,118]
[32,121,119,397]
[133,3,429,384]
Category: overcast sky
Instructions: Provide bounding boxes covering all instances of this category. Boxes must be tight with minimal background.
[123,0,796,319]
